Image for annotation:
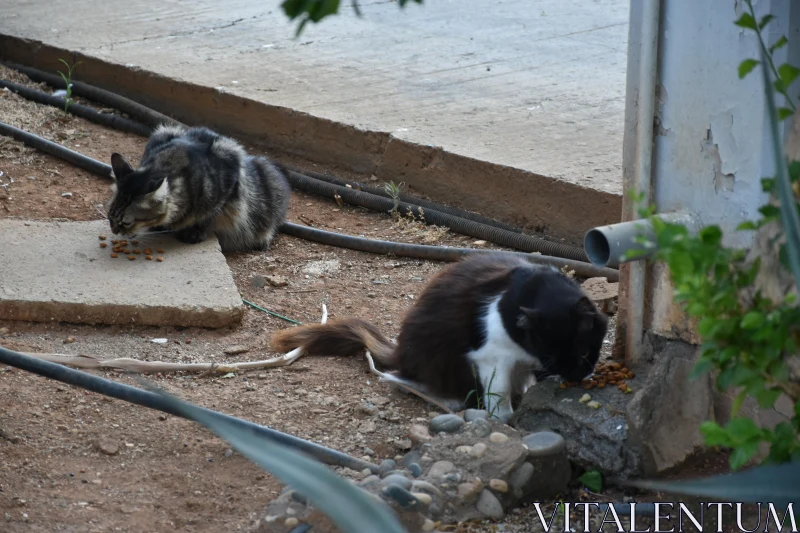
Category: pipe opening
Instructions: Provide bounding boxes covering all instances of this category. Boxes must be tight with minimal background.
[584,228,612,267]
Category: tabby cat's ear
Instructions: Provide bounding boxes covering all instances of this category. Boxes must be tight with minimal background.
[575,297,596,333]
[517,306,540,330]
[110,153,134,181]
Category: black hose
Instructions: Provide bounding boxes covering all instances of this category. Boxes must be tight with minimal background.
[285,165,525,233]
[0,346,378,473]
[0,79,153,137]
[281,222,618,280]
[0,121,113,178]
[0,121,619,280]
[1,61,184,129]
[285,169,591,263]
[0,70,599,264]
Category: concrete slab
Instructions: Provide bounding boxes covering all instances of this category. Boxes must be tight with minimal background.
[0,0,627,243]
[0,219,243,328]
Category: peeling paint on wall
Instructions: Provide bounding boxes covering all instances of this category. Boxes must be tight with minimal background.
[701,127,736,196]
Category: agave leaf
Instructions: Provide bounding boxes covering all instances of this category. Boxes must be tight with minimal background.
[626,462,800,508]
[142,382,407,533]
[760,45,800,288]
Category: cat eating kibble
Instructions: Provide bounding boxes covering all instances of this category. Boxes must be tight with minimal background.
[272,254,609,421]
[106,125,290,253]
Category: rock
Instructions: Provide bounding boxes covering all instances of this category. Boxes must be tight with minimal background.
[61,192,73,198]
[522,431,566,458]
[284,517,299,527]
[488,479,508,493]
[508,462,535,498]
[370,396,391,406]
[430,414,465,433]
[410,480,442,498]
[457,479,484,502]
[94,438,119,456]
[360,475,381,489]
[581,277,619,314]
[223,448,234,458]
[250,275,266,288]
[422,518,435,531]
[63,336,76,344]
[409,424,432,444]
[427,460,456,479]
[382,474,412,490]
[476,489,504,519]
[223,345,249,355]
[412,492,432,506]
[358,420,377,433]
[472,240,487,247]
[378,459,396,477]
[408,463,423,477]
[464,409,489,422]
[395,438,413,451]
[360,401,378,415]
[471,442,488,458]
[489,432,509,444]
[265,275,288,287]
[381,484,418,509]
[455,445,473,454]
[469,419,493,438]
[628,335,714,475]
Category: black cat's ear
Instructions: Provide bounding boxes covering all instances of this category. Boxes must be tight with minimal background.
[110,153,134,181]
[142,176,167,195]
[575,297,596,333]
[517,306,540,330]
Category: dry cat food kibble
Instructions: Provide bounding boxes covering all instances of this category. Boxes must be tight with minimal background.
[560,361,635,394]
[100,235,165,263]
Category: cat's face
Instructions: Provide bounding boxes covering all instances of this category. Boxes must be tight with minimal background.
[517,296,608,383]
[106,153,170,236]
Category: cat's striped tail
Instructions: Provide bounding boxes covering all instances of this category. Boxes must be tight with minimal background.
[270,318,397,368]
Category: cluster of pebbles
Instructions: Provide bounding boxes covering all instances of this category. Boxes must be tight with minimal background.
[256,410,571,533]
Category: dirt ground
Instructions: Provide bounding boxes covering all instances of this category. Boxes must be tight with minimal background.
[0,65,729,533]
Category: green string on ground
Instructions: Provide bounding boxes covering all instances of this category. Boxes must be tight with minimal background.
[242,299,303,325]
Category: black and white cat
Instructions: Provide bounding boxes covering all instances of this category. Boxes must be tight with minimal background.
[272,253,608,420]
[106,125,291,253]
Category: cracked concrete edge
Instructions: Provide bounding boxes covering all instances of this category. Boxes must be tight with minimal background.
[0,34,622,244]
[0,300,244,328]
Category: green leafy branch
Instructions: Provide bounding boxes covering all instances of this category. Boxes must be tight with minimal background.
[735,0,798,120]
[56,58,82,113]
[281,0,423,36]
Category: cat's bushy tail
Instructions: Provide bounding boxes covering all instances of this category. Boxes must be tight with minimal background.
[270,318,396,367]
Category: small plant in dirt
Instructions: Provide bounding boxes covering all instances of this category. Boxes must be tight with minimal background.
[465,366,506,419]
[56,58,82,113]
[384,180,405,215]
[628,7,800,471]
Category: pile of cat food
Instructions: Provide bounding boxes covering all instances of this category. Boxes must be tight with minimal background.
[98,235,165,262]
[560,361,634,393]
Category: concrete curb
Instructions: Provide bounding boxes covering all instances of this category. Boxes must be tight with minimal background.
[0,34,621,244]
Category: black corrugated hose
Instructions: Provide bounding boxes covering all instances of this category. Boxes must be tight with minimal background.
[0,63,598,265]
[0,121,619,281]
[0,346,378,473]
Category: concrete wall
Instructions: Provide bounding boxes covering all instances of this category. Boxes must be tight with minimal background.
[618,0,799,342]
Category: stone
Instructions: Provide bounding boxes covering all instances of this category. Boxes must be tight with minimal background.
[223,345,249,355]
[464,409,489,422]
[250,275,266,288]
[284,517,299,527]
[522,431,566,458]
[412,492,432,506]
[508,462,535,498]
[410,480,442,498]
[488,479,508,493]
[382,474,412,490]
[581,277,619,314]
[265,275,289,287]
[408,463,423,477]
[422,518,435,531]
[488,432,509,444]
[358,420,377,433]
[378,459,396,477]
[430,414,465,433]
[381,484,418,509]
[359,475,381,489]
[0,220,243,328]
[471,442,488,458]
[628,336,714,475]
[469,418,493,438]
[427,460,456,479]
[94,438,119,456]
[409,424,432,444]
[512,380,642,478]
[476,489,504,519]
[455,445,473,454]
[456,479,484,502]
